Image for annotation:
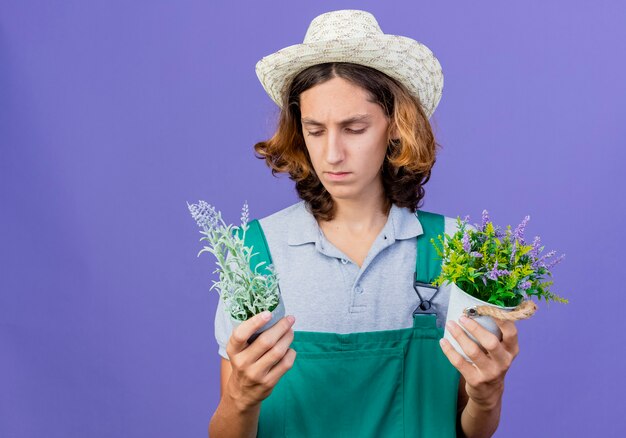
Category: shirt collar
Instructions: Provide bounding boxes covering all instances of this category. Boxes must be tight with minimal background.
[287,201,423,246]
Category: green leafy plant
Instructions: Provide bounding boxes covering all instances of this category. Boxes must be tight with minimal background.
[187,200,280,321]
[430,210,569,307]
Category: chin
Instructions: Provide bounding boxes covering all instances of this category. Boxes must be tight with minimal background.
[326,188,357,200]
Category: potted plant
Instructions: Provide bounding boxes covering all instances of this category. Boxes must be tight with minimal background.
[430,210,568,361]
[187,200,284,343]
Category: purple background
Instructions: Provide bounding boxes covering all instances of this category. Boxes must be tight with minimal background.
[1,1,624,437]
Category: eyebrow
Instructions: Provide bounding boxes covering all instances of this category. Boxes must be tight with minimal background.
[301,114,372,126]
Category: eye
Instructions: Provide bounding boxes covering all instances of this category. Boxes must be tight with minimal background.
[306,128,366,137]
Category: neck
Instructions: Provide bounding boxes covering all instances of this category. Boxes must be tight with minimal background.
[323,186,391,235]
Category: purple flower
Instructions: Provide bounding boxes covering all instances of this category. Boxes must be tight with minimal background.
[494,226,506,239]
[240,200,249,227]
[544,253,565,270]
[510,241,517,264]
[188,200,220,231]
[513,215,531,245]
[481,210,490,231]
[487,259,511,280]
[529,236,541,259]
[462,230,471,252]
[518,280,532,291]
[470,251,483,258]
[532,249,556,270]
[539,249,556,263]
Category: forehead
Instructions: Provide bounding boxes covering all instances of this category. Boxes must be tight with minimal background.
[299,77,383,123]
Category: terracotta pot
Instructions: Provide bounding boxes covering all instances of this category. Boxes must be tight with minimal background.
[230,293,285,345]
[444,282,516,363]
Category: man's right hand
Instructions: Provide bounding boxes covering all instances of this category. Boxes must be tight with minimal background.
[225,312,297,411]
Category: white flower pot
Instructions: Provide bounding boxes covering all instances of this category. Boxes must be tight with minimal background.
[444,282,516,363]
[230,293,285,345]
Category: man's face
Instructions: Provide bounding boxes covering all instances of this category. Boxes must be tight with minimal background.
[299,76,393,203]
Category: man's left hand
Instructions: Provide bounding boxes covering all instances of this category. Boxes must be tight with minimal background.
[440,315,519,407]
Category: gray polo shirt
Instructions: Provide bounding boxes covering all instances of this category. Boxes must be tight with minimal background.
[214,200,466,360]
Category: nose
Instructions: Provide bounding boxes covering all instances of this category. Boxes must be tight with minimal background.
[324,130,345,165]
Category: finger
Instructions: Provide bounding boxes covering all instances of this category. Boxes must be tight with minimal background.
[262,329,297,384]
[493,318,519,357]
[227,311,274,356]
[439,337,478,381]
[239,315,295,366]
[458,316,508,363]
[445,320,490,369]
[246,324,295,384]
[264,348,297,387]
[261,325,295,369]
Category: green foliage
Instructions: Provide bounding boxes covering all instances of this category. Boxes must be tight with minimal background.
[188,201,280,321]
[430,213,569,308]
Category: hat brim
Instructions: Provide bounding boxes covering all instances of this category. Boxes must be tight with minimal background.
[255,35,443,119]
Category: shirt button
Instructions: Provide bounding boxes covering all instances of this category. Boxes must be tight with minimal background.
[340,258,348,264]
[355,285,363,294]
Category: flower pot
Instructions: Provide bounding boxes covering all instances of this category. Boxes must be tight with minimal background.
[444,282,516,363]
[230,293,285,345]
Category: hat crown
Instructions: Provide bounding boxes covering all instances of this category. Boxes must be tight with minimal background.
[303,10,383,44]
[256,9,443,119]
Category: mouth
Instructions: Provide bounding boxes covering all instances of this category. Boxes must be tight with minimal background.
[325,171,352,181]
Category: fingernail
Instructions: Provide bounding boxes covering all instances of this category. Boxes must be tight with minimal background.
[261,311,271,321]
[459,315,470,325]
[287,315,295,324]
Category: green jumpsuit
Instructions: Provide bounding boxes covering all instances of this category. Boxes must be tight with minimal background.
[240,210,460,437]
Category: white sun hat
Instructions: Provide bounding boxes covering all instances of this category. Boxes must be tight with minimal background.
[255,9,444,119]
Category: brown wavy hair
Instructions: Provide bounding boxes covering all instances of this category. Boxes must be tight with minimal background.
[253,62,442,221]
